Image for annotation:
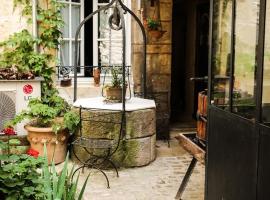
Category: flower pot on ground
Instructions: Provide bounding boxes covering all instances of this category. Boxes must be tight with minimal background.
[7,94,80,164]
[25,125,69,164]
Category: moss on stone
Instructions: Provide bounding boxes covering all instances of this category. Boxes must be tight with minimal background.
[111,139,139,167]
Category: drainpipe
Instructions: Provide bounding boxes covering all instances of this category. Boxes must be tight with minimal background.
[32,0,38,52]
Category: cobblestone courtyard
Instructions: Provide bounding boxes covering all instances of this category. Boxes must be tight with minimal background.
[76,132,205,200]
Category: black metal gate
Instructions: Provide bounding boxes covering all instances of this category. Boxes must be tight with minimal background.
[206,0,270,199]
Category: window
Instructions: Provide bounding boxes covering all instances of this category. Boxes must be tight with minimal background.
[211,0,232,108]
[58,0,131,78]
[58,0,84,75]
[232,0,260,119]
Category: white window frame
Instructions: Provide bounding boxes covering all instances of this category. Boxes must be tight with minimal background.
[93,0,131,67]
[58,0,85,76]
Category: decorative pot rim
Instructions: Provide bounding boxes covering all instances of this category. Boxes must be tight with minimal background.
[24,125,54,133]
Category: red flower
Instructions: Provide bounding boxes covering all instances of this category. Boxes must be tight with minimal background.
[27,148,39,158]
[2,127,16,135]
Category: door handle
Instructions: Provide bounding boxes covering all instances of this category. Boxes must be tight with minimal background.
[190,76,208,82]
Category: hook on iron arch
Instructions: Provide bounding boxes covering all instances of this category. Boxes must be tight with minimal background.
[109,4,122,31]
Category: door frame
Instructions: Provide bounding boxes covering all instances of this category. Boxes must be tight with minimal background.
[206,0,270,199]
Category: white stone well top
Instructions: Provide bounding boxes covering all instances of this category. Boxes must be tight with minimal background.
[73,97,156,111]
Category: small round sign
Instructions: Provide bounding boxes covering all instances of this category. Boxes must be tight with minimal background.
[23,84,33,94]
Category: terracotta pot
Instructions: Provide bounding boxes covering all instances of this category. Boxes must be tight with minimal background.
[148,30,166,41]
[93,67,101,86]
[25,125,69,164]
[60,78,72,87]
[105,86,125,102]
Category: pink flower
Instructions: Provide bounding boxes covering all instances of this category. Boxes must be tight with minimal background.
[2,127,16,135]
[27,148,39,158]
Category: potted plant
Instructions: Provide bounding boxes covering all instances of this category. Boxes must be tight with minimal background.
[103,67,126,102]
[145,17,166,40]
[6,93,80,164]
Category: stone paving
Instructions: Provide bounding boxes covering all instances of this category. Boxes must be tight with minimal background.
[75,132,205,200]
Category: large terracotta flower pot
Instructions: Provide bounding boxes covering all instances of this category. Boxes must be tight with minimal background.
[25,125,69,164]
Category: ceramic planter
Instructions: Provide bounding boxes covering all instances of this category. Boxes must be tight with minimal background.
[148,30,166,41]
[104,86,125,102]
[25,125,69,164]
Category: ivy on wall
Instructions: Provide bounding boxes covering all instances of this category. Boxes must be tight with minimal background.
[0,0,65,98]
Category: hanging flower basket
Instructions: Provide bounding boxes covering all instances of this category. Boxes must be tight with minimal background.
[148,30,166,40]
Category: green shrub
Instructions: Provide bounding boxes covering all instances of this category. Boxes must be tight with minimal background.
[0,154,46,200]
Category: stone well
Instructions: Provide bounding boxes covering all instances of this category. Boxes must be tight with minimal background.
[71,97,156,167]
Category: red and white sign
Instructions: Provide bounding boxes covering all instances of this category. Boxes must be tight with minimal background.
[23,84,33,94]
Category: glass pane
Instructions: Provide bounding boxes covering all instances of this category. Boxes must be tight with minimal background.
[211,0,232,109]
[60,41,69,66]
[71,5,81,38]
[98,41,122,66]
[61,7,69,38]
[262,1,270,125]
[72,41,81,66]
[72,0,80,2]
[232,0,260,120]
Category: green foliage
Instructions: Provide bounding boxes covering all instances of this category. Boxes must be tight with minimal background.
[42,146,90,200]
[64,111,81,134]
[38,0,65,49]
[0,154,46,200]
[111,67,122,88]
[3,0,80,133]
[146,17,161,31]
[13,0,32,17]
[1,0,65,96]
[0,30,36,72]
[0,146,88,200]
[8,95,80,133]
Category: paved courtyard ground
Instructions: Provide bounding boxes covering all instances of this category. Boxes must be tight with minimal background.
[75,131,205,200]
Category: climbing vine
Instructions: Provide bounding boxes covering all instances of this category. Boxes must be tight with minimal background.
[0,0,65,97]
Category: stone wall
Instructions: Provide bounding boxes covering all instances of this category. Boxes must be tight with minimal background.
[0,1,29,43]
[131,0,172,139]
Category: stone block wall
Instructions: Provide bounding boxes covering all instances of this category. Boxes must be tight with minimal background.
[131,0,172,139]
[71,107,156,167]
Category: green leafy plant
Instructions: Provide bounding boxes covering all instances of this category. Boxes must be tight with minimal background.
[0,154,46,200]
[37,0,65,49]
[6,86,80,133]
[146,17,161,31]
[0,143,89,200]
[7,95,80,134]
[13,0,32,17]
[103,67,125,89]
[42,146,90,200]
[0,0,65,97]
[0,30,37,72]
[111,67,122,88]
